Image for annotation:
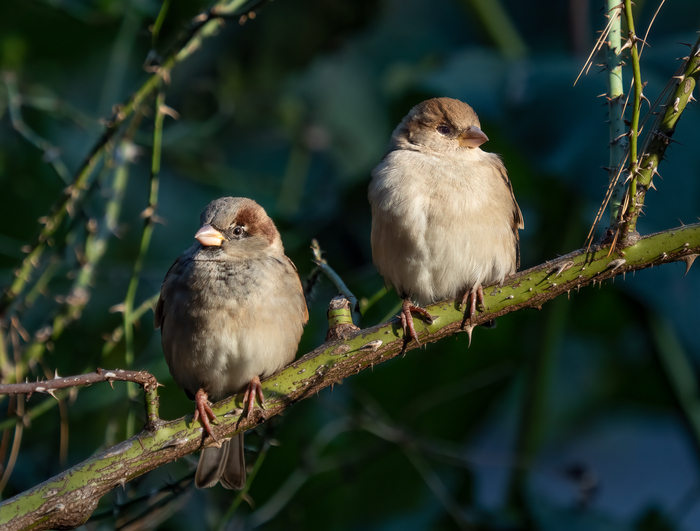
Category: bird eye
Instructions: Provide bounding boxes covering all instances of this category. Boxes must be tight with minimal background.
[233,226,243,237]
[437,125,451,135]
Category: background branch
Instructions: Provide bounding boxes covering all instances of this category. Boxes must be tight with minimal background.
[0,0,263,319]
[0,369,159,399]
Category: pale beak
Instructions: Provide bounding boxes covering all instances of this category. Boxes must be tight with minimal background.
[458,126,489,148]
[195,224,226,247]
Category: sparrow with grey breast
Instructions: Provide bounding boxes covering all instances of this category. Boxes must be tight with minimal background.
[155,197,308,489]
[369,97,523,344]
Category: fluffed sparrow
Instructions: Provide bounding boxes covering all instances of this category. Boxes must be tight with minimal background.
[369,97,523,344]
[155,197,308,489]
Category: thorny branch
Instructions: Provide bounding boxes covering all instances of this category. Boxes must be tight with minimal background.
[0,0,268,320]
[0,369,160,399]
[0,222,698,530]
[584,3,699,251]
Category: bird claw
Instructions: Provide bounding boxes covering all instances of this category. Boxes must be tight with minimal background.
[460,285,484,326]
[242,375,266,421]
[400,299,434,346]
[194,389,218,442]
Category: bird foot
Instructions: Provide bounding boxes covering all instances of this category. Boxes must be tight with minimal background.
[459,285,485,326]
[193,389,218,442]
[400,299,434,346]
[242,375,266,421]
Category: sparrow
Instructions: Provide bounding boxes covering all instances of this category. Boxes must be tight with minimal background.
[155,197,308,489]
[369,97,523,344]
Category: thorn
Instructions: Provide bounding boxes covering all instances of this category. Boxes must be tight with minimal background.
[619,38,633,53]
[673,97,680,113]
[108,379,115,390]
[634,34,650,47]
[158,105,180,120]
[548,260,575,278]
[680,254,698,275]
[46,389,58,401]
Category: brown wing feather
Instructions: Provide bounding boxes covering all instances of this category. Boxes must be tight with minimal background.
[497,165,524,271]
[154,256,181,330]
[286,255,309,325]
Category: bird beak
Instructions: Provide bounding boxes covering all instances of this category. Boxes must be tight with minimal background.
[195,224,226,247]
[458,126,489,148]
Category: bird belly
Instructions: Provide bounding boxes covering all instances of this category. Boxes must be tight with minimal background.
[162,263,303,401]
[370,150,518,306]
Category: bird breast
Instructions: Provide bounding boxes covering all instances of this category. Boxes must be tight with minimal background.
[161,253,304,401]
[369,148,518,305]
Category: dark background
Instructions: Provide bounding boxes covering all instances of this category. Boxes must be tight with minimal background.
[1,0,700,529]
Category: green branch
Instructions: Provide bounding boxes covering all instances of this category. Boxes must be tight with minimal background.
[623,34,700,235]
[620,0,643,237]
[1,222,699,530]
[606,2,626,222]
[123,90,165,437]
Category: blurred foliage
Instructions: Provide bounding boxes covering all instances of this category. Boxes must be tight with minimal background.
[1,0,700,529]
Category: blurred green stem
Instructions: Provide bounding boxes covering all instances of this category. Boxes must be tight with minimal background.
[0,151,103,319]
[651,317,700,462]
[151,0,171,46]
[98,0,143,115]
[277,144,310,217]
[218,440,271,529]
[380,299,402,325]
[103,293,160,358]
[18,118,140,381]
[0,389,67,431]
[359,285,388,315]
[3,73,71,184]
[0,0,256,320]
[123,90,165,437]
[0,328,7,381]
[403,446,470,530]
[462,0,527,59]
[507,296,568,521]
[507,213,580,520]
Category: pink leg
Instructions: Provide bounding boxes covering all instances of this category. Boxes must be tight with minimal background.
[400,298,434,346]
[242,375,266,421]
[459,284,484,325]
[193,388,218,441]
